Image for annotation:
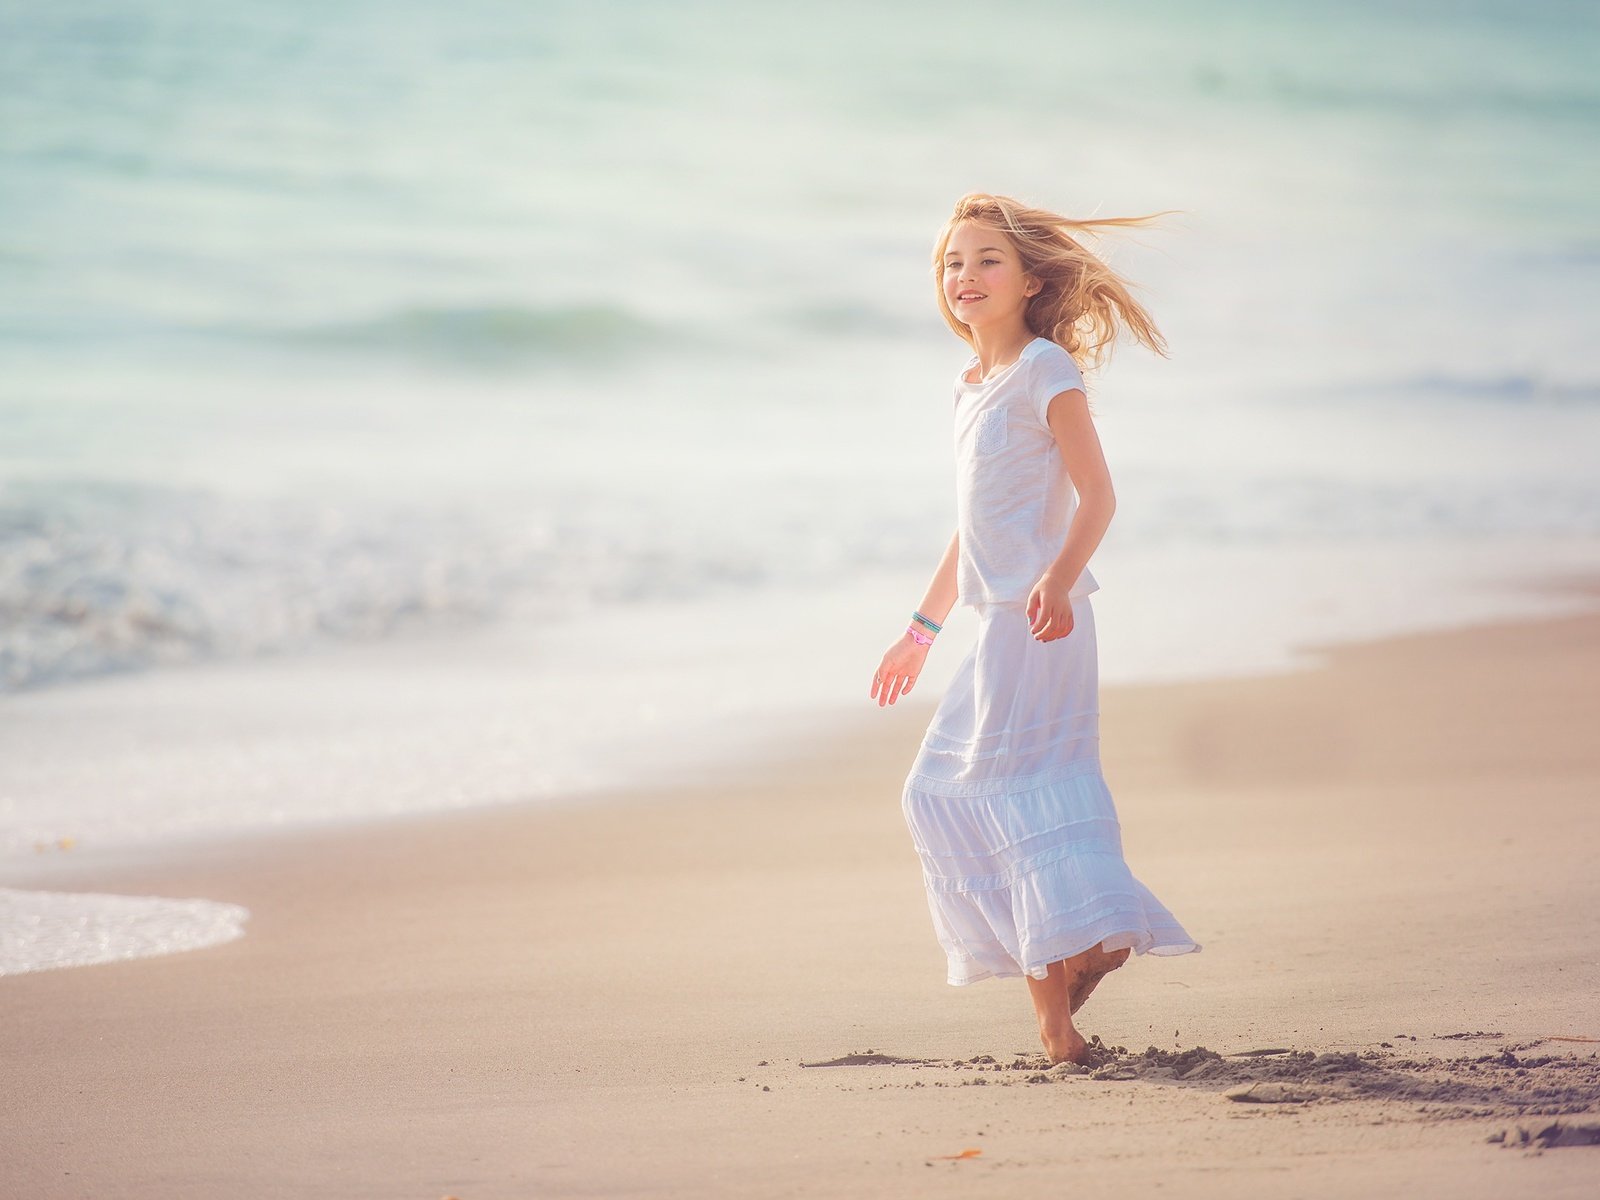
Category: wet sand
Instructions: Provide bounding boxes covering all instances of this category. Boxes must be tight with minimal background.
[3,597,1599,1197]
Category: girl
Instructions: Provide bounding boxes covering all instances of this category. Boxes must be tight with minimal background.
[871,192,1201,1067]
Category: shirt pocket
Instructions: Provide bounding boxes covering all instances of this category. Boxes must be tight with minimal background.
[974,407,1008,456]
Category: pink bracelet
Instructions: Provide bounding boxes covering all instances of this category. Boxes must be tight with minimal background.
[905,624,935,646]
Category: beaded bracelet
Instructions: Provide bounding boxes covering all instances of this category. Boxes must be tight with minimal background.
[912,610,943,634]
[905,624,934,646]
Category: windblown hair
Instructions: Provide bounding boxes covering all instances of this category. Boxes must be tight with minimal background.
[932,192,1178,382]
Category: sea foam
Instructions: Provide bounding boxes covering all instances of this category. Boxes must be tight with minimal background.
[0,887,249,976]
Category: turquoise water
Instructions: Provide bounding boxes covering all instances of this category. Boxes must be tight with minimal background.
[2,0,1597,689]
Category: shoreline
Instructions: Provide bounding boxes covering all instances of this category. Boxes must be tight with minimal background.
[10,563,1600,896]
[4,595,1600,1195]
[7,543,1600,883]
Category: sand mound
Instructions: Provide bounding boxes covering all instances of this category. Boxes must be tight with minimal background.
[798,1037,1600,1122]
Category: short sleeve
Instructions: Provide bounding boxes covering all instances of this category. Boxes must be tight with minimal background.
[1031,348,1085,428]
[953,356,977,408]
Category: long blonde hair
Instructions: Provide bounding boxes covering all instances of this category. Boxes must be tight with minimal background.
[932,192,1178,381]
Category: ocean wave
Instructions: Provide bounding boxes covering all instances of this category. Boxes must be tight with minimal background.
[8,458,1599,698]
[0,477,934,694]
[250,302,672,366]
[0,480,523,693]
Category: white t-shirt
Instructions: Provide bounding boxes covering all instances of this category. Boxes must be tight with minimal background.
[952,336,1101,606]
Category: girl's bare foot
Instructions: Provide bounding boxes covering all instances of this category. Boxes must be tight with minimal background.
[1069,944,1131,1014]
[1026,958,1095,1064]
[1040,1019,1092,1065]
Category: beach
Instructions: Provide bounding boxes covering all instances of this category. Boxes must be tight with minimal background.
[4,595,1598,1198]
[4,1,1597,1192]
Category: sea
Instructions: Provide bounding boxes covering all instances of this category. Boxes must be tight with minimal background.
[2,0,1598,971]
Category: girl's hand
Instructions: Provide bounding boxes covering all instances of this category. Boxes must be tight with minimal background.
[871,632,931,707]
[1026,573,1076,642]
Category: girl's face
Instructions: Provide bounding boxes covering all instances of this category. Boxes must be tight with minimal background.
[942,221,1039,329]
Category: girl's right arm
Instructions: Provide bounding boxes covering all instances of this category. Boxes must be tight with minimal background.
[914,528,960,632]
[871,529,959,707]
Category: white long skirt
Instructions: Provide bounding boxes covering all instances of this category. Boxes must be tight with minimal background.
[901,594,1201,986]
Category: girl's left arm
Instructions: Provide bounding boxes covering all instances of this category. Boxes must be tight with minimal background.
[1028,388,1115,636]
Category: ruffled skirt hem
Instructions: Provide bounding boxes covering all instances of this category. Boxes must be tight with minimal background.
[934,896,1203,987]
[904,760,1202,987]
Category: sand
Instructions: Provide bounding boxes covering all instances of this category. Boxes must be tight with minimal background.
[3,598,1600,1198]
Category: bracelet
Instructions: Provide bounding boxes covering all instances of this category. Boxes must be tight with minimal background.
[912,610,943,634]
[905,624,934,646]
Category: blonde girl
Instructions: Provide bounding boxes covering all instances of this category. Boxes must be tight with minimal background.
[872,192,1201,1066]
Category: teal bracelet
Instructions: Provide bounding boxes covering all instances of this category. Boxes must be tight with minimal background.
[912,611,943,634]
